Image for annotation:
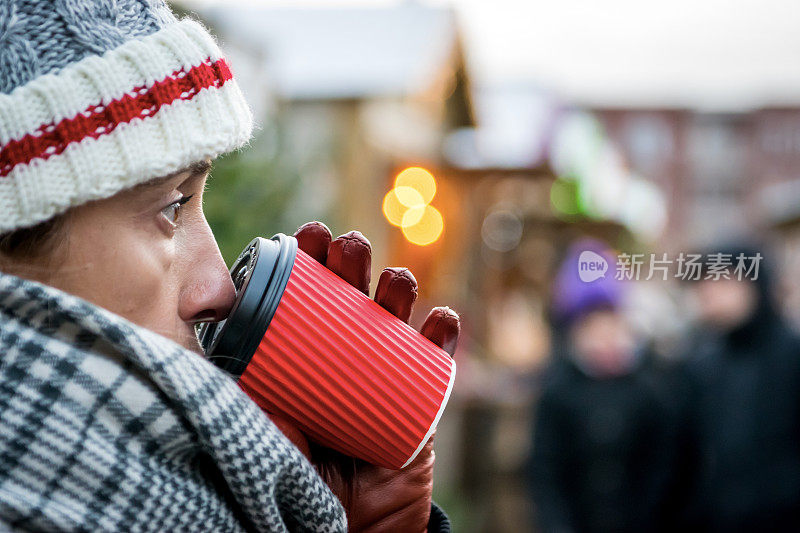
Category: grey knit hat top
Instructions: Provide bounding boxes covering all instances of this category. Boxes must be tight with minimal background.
[1,0,177,94]
[0,0,253,232]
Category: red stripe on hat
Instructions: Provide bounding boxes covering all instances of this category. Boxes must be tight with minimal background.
[0,57,233,178]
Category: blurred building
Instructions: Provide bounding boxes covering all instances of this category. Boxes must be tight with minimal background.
[594,107,800,249]
[198,3,474,281]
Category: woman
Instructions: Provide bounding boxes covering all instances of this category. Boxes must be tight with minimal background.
[0,1,458,531]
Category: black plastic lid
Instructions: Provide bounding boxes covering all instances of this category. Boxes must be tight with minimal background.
[198,233,297,378]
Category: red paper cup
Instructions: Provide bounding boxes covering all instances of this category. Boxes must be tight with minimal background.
[199,234,456,469]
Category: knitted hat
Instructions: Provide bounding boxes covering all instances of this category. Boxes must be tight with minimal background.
[551,239,625,328]
[0,0,253,233]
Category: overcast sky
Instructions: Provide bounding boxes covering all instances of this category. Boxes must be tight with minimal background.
[182,0,800,110]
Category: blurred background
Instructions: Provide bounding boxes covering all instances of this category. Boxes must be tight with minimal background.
[171,1,800,530]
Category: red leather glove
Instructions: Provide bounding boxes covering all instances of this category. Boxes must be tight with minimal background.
[269,221,459,533]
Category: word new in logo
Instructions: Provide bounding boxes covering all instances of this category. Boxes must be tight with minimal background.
[578,251,608,283]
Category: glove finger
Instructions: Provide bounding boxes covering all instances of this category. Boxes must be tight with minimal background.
[293,221,332,264]
[327,231,372,295]
[374,267,418,323]
[420,306,460,357]
[267,412,312,460]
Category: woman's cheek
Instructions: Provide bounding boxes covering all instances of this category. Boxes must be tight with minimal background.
[110,231,177,327]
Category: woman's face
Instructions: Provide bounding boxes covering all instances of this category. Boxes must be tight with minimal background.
[14,161,235,353]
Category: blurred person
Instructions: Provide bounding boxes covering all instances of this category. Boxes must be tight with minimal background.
[678,245,800,531]
[529,241,676,533]
[0,1,458,531]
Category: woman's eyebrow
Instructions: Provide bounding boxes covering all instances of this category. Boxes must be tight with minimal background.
[188,160,212,176]
[130,160,211,197]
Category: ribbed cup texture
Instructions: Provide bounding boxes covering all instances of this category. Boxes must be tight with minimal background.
[238,249,455,469]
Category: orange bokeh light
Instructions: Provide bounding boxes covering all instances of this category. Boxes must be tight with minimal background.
[383,186,424,226]
[401,205,444,246]
[383,167,444,246]
[394,167,437,205]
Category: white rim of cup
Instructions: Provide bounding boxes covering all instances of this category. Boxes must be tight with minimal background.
[401,358,457,469]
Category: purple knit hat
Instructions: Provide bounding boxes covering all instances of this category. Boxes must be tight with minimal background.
[551,239,624,327]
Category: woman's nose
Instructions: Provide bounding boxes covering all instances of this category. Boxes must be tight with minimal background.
[179,240,236,324]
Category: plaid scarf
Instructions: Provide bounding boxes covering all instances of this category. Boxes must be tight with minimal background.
[0,272,347,532]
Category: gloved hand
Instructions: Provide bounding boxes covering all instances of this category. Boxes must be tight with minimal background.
[269,221,460,533]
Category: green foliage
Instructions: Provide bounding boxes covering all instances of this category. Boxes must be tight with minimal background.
[549,176,584,219]
[432,485,474,532]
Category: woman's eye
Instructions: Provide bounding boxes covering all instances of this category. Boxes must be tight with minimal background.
[161,202,181,224]
[160,194,194,226]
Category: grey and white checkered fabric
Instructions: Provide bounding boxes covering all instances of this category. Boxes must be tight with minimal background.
[0,272,347,532]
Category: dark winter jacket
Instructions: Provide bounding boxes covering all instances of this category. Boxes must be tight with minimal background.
[529,353,676,533]
[680,286,800,530]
